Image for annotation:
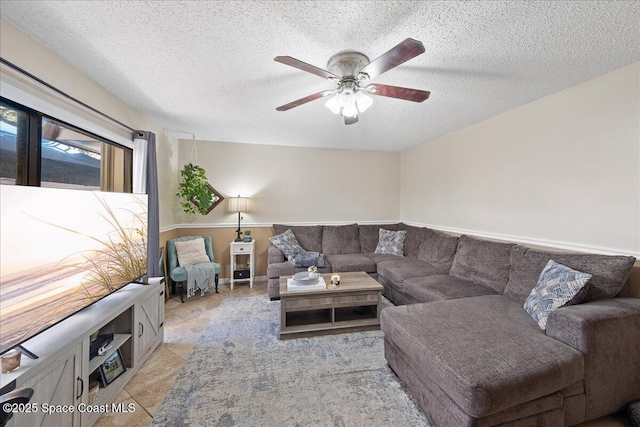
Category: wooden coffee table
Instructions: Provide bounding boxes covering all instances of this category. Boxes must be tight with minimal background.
[279,271,383,339]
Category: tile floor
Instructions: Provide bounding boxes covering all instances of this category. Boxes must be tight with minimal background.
[94,280,267,427]
[93,280,627,427]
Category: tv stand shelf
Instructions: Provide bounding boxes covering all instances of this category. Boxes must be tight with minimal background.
[1,278,164,427]
[88,333,131,373]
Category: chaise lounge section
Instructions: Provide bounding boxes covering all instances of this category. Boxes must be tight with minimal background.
[267,222,639,425]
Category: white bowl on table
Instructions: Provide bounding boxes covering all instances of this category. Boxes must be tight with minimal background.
[292,271,319,286]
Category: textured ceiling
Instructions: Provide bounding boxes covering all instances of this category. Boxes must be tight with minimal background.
[1,1,639,151]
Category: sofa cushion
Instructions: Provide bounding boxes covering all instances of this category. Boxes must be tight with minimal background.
[325,254,376,273]
[417,228,459,272]
[374,229,406,256]
[449,235,516,294]
[363,253,403,264]
[504,245,636,303]
[402,275,497,303]
[266,260,332,279]
[524,260,592,330]
[384,338,567,427]
[273,224,323,253]
[358,224,399,254]
[322,224,360,254]
[376,258,440,285]
[397,223,424,258]
[380,295,584,418]
[269,229,306,258]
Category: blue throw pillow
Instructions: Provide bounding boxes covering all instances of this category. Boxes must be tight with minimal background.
[524,260,592,330]
[374,229,406,256]
[269,229,305,258]
[288,252,325,268]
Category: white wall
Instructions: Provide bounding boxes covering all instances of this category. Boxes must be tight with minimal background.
[0,18,179,229]
[400,62,640,256]
[176,140,400,226]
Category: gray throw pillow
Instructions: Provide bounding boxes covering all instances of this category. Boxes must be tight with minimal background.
[375,229,406,257]
[269,229,305,258]
[288,252,326,268]
[524,260,592,330]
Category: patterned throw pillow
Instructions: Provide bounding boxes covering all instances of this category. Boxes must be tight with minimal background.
[288,252,326,268]
[269,229,305,258]
[524,260,592,330]
[625,400,640,427]
[374,229,406,257]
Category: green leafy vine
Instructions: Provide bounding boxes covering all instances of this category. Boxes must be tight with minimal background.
[177,163,214,215]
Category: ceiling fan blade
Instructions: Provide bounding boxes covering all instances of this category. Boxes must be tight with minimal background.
[358,38,425,80]
[344,115,358,125]
[366,84,430,103]
[274,56,339,80]
[276,91,333,111]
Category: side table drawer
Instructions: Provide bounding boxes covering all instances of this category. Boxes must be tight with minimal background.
[231,244,253,255]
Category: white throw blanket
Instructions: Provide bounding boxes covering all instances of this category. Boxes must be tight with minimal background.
[183,262,217,298]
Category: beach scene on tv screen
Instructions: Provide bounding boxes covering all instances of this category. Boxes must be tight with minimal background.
[0,186,147,354]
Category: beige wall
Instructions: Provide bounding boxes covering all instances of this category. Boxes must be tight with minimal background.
[400,62,640,257]
[169,140,400,279]
[0,18,179,229]
[176,140,401,226]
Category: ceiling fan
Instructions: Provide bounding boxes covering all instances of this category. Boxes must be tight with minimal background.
[274,38,430,125]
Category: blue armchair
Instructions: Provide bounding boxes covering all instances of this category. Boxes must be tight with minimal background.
[166,236,220,302]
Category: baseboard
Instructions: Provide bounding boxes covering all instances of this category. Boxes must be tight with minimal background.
[218,275,268,285]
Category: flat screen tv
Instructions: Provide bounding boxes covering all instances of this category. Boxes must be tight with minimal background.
[0,185,147,355]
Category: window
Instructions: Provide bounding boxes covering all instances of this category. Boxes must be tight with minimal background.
[0,98,132,192]
[0,103,30,185]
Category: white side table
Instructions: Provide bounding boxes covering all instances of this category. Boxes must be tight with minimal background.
[230,240,255,289]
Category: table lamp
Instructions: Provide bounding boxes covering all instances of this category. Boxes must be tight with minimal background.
[228,196,249,242]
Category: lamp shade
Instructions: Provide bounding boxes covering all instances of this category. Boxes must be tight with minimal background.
[228,196,249,213]
[325,95,341,114]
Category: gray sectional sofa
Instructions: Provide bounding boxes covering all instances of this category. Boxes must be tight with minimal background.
[267,223,639,426]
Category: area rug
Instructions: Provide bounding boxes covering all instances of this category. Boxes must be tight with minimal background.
[152,296,431,426]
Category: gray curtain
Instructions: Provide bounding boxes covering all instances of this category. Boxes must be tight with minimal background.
[134,130,160,278]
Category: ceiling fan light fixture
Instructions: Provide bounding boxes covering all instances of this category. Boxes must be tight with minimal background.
[325,95,341,114]
[355,91,373,113]
[275,38,428,125]
[342,102,358,118]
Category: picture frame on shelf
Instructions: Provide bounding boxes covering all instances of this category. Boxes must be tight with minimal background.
[99,349,126,386]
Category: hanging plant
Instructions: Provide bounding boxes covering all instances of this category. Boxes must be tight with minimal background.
[177,163,223,215]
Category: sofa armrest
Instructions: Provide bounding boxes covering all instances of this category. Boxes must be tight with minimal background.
[546,298,640,421]
[268,244,285,264]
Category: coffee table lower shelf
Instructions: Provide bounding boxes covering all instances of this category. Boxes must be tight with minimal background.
[280,305,380,339]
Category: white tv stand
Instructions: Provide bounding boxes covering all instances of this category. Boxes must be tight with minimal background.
[1,278,165,427]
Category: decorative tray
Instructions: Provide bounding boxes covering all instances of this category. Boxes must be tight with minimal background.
[287,276,327,292]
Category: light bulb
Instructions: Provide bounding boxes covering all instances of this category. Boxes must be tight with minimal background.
[342,102,358,118]
[325,95,341,114]
[355,91,373,112]
[339,89,354,107]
